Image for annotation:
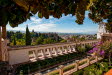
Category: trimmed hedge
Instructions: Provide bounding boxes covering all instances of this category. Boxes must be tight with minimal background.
[63,65,75,72]
[16,52,85,74]
[49,71,59,75]
[79,61,87,66]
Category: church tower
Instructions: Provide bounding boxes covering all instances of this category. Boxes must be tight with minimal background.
[97,22,107,39]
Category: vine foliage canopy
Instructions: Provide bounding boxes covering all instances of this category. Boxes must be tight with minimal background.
[0,0,112,32]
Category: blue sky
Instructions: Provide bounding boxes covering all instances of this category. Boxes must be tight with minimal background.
[7,12,98,34]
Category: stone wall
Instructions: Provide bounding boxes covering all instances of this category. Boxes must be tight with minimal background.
[101,33,112,42]
[8,40,98,65]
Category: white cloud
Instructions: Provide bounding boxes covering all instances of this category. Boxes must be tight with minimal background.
[49,16,53,19]
[7,26,25,31]
[30,17,42,24]
[29,23,56,31]
[7,23,57,32]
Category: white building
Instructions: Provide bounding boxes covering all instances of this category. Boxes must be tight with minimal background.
[97,22,107,39]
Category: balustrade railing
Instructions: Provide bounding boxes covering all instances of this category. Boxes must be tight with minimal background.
[43,55,103,75]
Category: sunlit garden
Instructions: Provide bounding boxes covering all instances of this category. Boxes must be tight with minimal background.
[0,0,112,75]
[73,40,112,75]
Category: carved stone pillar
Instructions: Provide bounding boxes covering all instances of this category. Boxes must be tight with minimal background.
[52,48,57,56]
[54,48,58,56]
[58,47,63,55]
[0,26,2,61]
[68,46,72,53]
[96,55,98,61]
[48,48,52,57]
[75,60,79,71]
[41,49,46,58]
[87,56,90,65]
[73,46,76,52]
[59,65,64,75]
[62,46,67,54]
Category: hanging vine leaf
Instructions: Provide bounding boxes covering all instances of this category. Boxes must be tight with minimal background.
[38,12,43,18]
[0,0,112,32]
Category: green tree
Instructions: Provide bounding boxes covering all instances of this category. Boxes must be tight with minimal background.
[13,35,16,45]
[36,36,44,45]
[43,38,53,44]
[79,37,85,41]
[26,25,31,45]
[60,39,67,43]
[72,36,79,42]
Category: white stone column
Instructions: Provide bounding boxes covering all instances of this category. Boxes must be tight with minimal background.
[68,45,72,53]
[54,48,58,56]
[64,46,68,54]
[41,49,46,59]
[72,45,76,52]
[66,46,70,53]
[50,48,54,55]
[47,48,52,57]
[58,47,63,55]
[61,46,65,54]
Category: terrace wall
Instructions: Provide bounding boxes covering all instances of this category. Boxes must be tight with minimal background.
[8,40,98,65]
[101,33,112,42]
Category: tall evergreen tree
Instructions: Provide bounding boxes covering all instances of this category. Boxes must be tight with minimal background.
[13,35,16,45]
[26,25,31,45]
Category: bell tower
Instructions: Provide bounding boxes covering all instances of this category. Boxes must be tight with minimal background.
[97,22,107,39]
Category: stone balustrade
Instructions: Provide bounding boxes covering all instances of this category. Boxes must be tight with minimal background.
[101,33,112,42]
[7,40,99,65]
[45,56,103,75]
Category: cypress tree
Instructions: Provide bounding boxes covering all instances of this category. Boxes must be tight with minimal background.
[26,25,31,45]
[13,35,16,45]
